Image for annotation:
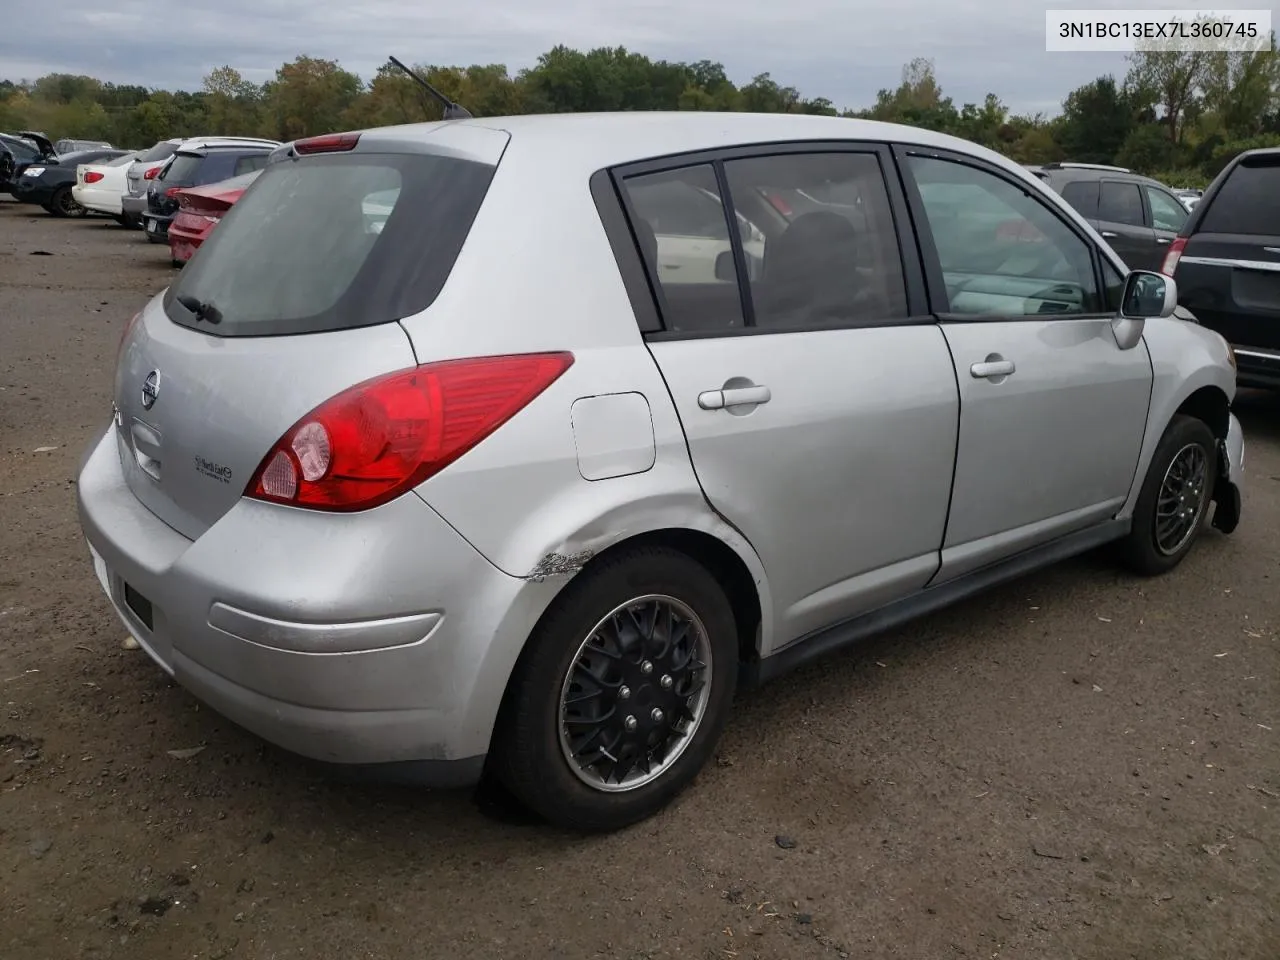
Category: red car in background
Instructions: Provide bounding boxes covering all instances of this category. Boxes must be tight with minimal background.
[168,170,261,265]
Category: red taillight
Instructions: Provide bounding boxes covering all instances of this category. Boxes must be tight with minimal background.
[293,133,360,155]
[764,191,792,216]
[144,167,159,180]
[246,352,574,512]
[84,171,104,184]
[165,186,182,198]
[1161,237,1186,276]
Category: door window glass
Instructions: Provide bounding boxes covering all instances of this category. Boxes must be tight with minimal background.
[722,151,909,329]
[1145,186,1188,232]
[1098,181,1144,226]
[622,164,746,332]
[1060,180,1099,218]
[908,155,1102,317]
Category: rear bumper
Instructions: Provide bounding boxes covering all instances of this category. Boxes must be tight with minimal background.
[141,212,173,242]
[74,184,123,215]
[76,426,560,783]
[1233,346,1280,391]
[121,194,148,217]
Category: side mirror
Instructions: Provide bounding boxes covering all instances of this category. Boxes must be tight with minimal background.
[714,250,736,282]
[1120,270,1177,320]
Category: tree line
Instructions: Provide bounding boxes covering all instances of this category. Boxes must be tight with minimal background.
[2,42,1277,187]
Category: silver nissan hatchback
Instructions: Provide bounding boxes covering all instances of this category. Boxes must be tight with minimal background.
[78,113,1244,832]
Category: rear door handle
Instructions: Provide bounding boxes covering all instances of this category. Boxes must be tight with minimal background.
[698,385,772,410]
[970,359,1015,379]
[1100,230,1118,239]
[1156,237,1171,244]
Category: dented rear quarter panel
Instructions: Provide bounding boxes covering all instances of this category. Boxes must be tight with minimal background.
[401,130,775,651]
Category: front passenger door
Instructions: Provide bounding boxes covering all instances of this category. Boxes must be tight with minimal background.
[899,149,1153,583]
[1097,179,1157,269]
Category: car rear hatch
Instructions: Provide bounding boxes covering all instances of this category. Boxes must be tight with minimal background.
[113,125,509,540]
[1173,154,1280,351]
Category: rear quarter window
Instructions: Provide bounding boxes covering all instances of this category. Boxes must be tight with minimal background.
[1199,161,1280,236]
[165,151,496,337]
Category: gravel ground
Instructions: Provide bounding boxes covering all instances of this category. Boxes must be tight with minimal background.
[1,197,1278,960]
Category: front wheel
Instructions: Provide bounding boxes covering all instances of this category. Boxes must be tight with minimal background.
[49,186,85,218]
[491,547,738,832]
[1119,414,1217,576]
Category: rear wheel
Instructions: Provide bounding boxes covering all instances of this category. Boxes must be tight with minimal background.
[491,547,738,832]
[49,186,85,218]
[1119,414,1216,576]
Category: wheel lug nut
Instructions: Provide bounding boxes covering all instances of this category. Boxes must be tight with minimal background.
[624,715,637,732]
[651,708,664,723]
[660,674,673,689]
[619,685,631,700]
[641,660,653,675]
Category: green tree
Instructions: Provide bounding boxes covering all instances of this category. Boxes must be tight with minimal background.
[268,56,363,139]
[1054,76,1133,163]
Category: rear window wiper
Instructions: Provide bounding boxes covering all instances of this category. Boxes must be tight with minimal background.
[176,294,223,325]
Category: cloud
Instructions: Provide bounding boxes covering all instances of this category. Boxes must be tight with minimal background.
[0,0,1149,114]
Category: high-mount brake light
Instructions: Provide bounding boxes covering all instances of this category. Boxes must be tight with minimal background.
[1161,237,1186,277]
[293,133,361,155]
[246,352,575,512]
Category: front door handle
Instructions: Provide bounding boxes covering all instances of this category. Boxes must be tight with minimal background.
[970,359,1015,379]
[698,384,772,410]
[1156,237,1171,244]
[1100,230,1118,239]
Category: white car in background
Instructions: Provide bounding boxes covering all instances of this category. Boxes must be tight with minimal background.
[73,152,140,222]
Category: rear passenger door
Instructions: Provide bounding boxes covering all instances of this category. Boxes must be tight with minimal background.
[1097,179,1157,269]
[608,145,960,649]
[897,147,1152,583]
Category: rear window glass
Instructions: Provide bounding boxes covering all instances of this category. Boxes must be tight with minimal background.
[107,153,136,168]
[1199,161,1280,236]
[137,141,177,163]
[161,153,204,182]
[166,152,495,337]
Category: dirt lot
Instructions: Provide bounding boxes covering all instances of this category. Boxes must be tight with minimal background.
[1,197,1278,960]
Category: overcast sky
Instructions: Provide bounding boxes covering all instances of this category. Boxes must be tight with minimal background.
[2,0,1211,116]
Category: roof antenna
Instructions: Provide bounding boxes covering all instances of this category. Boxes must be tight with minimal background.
[386,56,473,120]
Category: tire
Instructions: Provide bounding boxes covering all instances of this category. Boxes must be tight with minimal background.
[490,546,738,832]
[49,186,85,218]
[1119,414,1217,576]
[114,214,131,227]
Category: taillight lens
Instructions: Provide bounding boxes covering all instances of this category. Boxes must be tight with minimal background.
[144,167,159,180]
[1161,237,1186,276]
[246,352,574,512]
[84,171,104,184]
[165,186,182,198]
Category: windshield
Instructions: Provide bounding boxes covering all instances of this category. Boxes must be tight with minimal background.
[166,151,496,337]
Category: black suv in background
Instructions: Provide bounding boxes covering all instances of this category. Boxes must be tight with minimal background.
[142,139,278,243]
[1029,162,1190,272]
[1165,148,1280,390]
